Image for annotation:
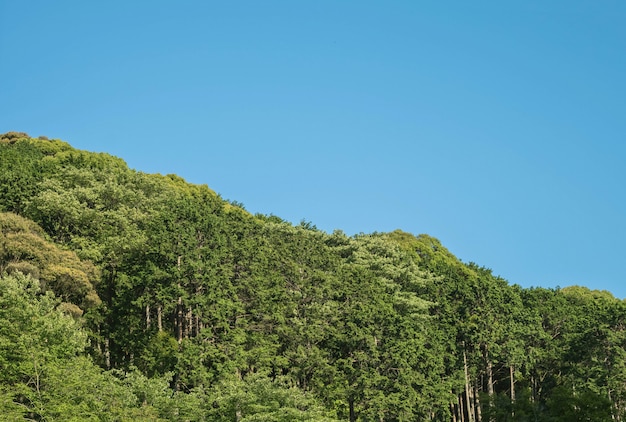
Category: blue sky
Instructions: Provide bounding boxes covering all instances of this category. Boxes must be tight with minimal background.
[2,1,625,298]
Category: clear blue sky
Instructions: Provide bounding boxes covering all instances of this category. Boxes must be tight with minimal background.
[2,1,625,298]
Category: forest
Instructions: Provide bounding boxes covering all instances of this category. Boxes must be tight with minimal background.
[1,131,625,421]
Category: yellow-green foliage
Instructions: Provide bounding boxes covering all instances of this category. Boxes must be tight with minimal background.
[0,132,72,155]
[30,137,74,156]
[387,230,468,270]
[0,212,100,311]
[41,149,128,174]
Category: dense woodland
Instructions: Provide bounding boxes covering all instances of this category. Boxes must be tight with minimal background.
[1,131,625,421]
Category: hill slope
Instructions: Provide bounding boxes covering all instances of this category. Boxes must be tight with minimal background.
[1,132,625,421]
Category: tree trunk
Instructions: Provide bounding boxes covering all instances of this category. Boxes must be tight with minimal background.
[157,305,163,332]
[145,303,151,330]
[177,296,183,343]
[485,346,494,421]
[510,365,516,403]
[96,325,103,355]
[474,384,482,422]
[459,393,465,422]
[486,350,494,398]
[349,397,356,422]
[104,337,111,369]
[177,255,183,342]
[451,400,458,422]
[184,306,191,339]
[464,344,475,422]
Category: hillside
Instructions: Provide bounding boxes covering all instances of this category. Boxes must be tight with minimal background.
[1,132,625,421]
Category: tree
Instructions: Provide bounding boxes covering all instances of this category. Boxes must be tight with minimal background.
[0,212,101,313]
[205,372,339,421]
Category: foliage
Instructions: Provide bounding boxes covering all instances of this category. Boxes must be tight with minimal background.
[1,133,626,421]
[0,211,101,312]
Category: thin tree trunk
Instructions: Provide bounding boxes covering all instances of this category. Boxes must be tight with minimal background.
[145,303,151,330]
[104,337,111,369]
[96,325,103,355]
[508,365,516,419]
[157,305,163,332]
[510,365,516,403]
[349,397,356,422]
[177,255,183,342]
[177,296,183,342]
[185,306,192,339]
[451,400,458,422]
[474,384,482,422]
[31,352,45,417]
[485,346,494,421]
[464,344,475,422]
[486,350,494,398]
[459,393,465,422]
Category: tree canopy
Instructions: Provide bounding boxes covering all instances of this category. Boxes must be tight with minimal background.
[1,133,624,421]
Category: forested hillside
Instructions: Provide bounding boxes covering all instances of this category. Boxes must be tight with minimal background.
[1,132,625,421]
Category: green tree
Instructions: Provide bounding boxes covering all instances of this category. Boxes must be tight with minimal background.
[0,212,100,313]
[205,372,338,421]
